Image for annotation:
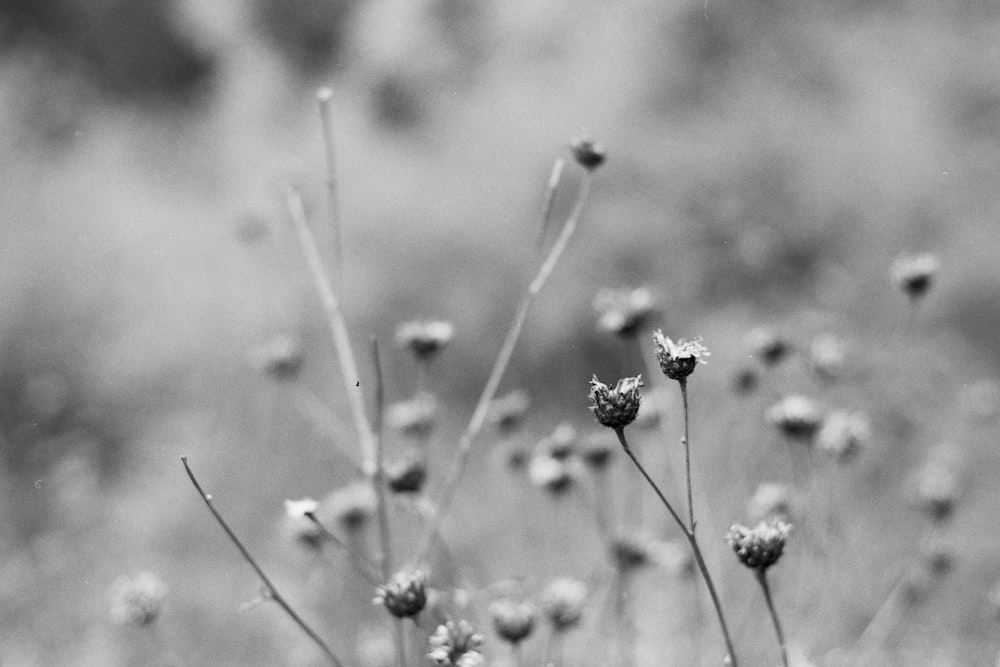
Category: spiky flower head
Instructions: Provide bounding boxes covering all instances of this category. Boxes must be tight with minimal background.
[569,137,606,170]
[891,252,939,300]
[320,481,377,531]
[541,577,588,632]
[427,620,485,666]
[486,389,531,435]
[816,410,871,462]
[386,453,427,494]
[374,570,428,619]
[652,331,710,381]
[746,327,791,366]
[108,571,168,627]
[250,334,304,380]
[593,287,656,337]
[766,395,823,440]
[283,497,324,550]
[589,375,643,430]
[746,483,797,524]
[387,392,437,439]
[395,319,454,361]
[726,519,792,571]
[489,598,537,645]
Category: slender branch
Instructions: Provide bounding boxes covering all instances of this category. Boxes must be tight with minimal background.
[756,569,790,667]
[180,457,344,666]
[286,188,378,473]
[411,171,593,565]
[317,86,342,294]
[535,157,566,253]
[614,428,686,531]
[679,378,695,532]
[303,512,380,585]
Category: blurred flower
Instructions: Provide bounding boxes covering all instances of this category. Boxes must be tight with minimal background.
[283,497,324,550]
[536,422,578,460]
[374,570,428,619]
[569,137,606,170]
[746,483,798,524]
[633,385,672,429]
[284,498,319,519]
[746,327,791,366]
[653,331,709,381]
[766,395,823,440]
[505,442,531,471]
[580,432,615,471]
[250,334,304,380]
[589,375,643,430]
[108,571,168,627]
[732,367,759,394]
[609,530,654,573]
[387,392,437,439]
[816,410,871,462]
[386,453,427,494]
[726,519,792,571]
[891,252,939,300]
[651,539,695,578]
[489,598,537,645]
[427,620,485,666]
[528,453,577,496]
[913,458,961,523]
[487,389,531,435]
[809,333,847,381]
[541,577,588,631]
[395,319,454,361]
[592,287,656,337]
[320,481,376,531]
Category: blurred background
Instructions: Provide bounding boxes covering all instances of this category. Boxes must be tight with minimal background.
[2,0,1000,665]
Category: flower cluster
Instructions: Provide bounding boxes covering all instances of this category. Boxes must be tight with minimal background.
[374,570,428,619]
[589,375,643,430]
[652,331,710,381]
[427,620,485,666]
[726,519,792,571]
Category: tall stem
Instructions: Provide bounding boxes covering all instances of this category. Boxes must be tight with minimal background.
[412,171,592,565]
[613,429,739,667]
[316,87,342,294]
[755,569,789,667]
[181,457,344,666]
[679,378,694,532]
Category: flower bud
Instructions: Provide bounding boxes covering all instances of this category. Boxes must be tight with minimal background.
[374,570,428,618]
[589,375,643,429]
[652,331,709,381]
[427,620,484,666]
[726,519,792,571]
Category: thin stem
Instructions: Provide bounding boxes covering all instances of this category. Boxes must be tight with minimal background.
[412,171,593,565]
[755,569,790,667]
[614,429,739,667]
[287,188,378,473]
[535,157,566,253]
[679,378,695,532]
[316,87,342,294]
[180,457,344,666]
[302,512,380,585]
[510,641,523,667]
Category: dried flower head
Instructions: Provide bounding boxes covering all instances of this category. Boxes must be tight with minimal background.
[747,327,791,366]
[746,483,797,524]
[536,422,578,460]
[283,497,324,550]
[108,571,168,627]
[386,453,427,494]
[593,287,656,337]
[320,481,376,531]
[250,334,304,380]
[581,432,615,470]
[891,252,940,300]
[809,333,847,381]
[387,392,437,439]
[528,453,577,496]
[541,577,588,631]
[816,410,871,462]
[589,375,643,429]
[395,319,454,361]
[766,395,823,440]
[726,519,792,571]
[427,620,485,666]
[570,137,606,170]
[489,599,537,645]
[653,331,710,381]
[374,570,428,618]
[487,389,531,435]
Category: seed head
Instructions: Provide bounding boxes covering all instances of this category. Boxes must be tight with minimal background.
[726,519,792,571]
[108,571,168,627]
[746,327,791,366]
[387,392,437,439]
[489,598,537,645]
[320,481,376,531]
[891,252,939,300]
[395,319,454,361]
[541,577,588,632]
[250,334,304,380]
[374,570,428,619]
[427,620,485,666]
[569,137,606,170]
[589,375,643,429]
[652,331,710,381]
[816,410,870,462]
[593,287,656,338]
[486,389,531,435]
[766,395,823,440]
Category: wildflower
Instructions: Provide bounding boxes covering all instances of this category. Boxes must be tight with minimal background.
[913,460,961,522]
[592,287,656,337]
[569,137,606,170]
[386,454,427,494]
[108,571,168,627]
[652,331,709,381]
[283,497,324,549]
[766,395,823,440]
[374,570,428,618]
[726,519,792,571]
[589,375,643,430]
[746,483,797,524]
[250,334,303,380]
[320,481,376,531]
[809,333,847,381]
[487,389,530,435]
[747,327,791,366]
[387,392,436,439]
[580,432,615,471]
[427,620,485,666]
[541,577,588,631]
[816,410,870,462]
[610,530,654,573]
[489,598,537,645]
[395,319,454,361]
[528,453,576,496]
[536,422,578,460]
[891,252,939,300]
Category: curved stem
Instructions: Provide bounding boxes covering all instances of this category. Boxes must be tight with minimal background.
[755,569,789,667]
[181,457,344,666]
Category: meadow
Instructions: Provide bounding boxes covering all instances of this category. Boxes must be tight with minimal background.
[2,1,1000,665]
